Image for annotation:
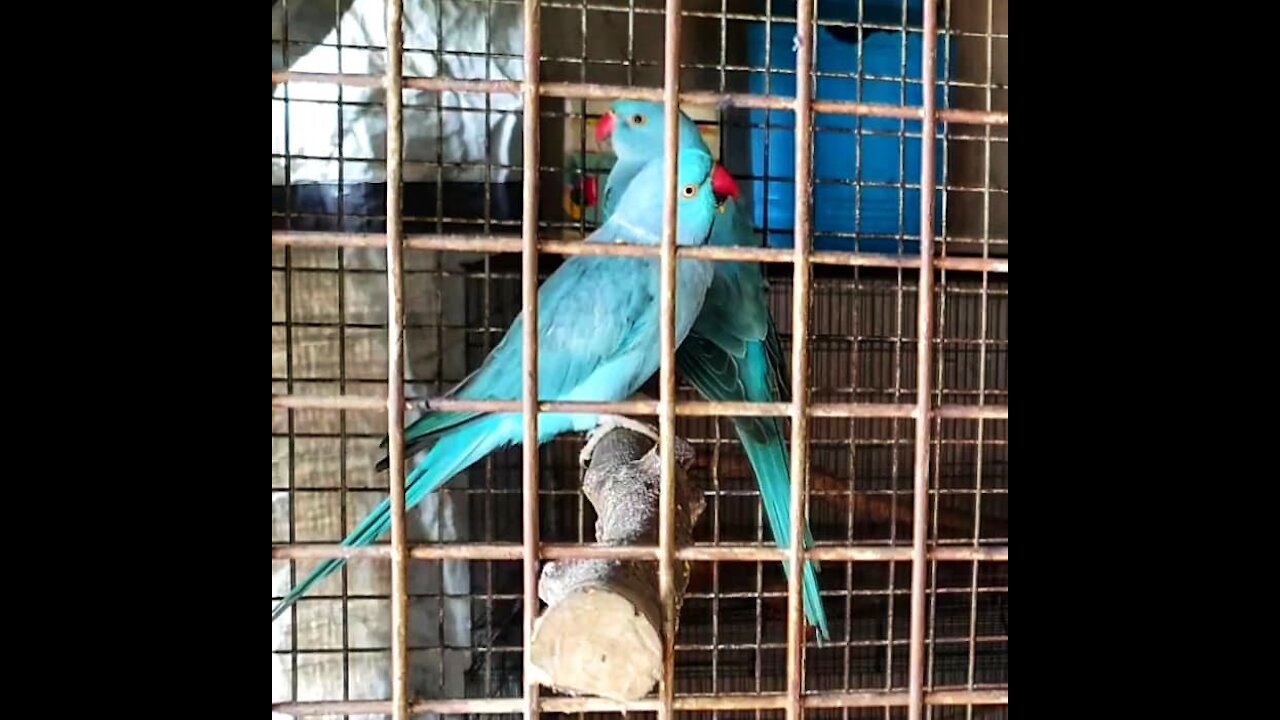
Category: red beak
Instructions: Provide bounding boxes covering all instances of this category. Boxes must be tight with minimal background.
[712,164,741,202]
[595,111,616,145]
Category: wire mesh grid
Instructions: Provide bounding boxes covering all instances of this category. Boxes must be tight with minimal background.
[272,0,1007,717]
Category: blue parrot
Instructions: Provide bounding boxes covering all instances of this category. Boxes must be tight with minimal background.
[596,101,830,641]
[272,148,734,620]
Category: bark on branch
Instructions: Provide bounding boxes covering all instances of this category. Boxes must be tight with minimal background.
[529,426,705,701]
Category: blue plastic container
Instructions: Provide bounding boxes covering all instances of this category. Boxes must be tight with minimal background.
[740,0,950,254]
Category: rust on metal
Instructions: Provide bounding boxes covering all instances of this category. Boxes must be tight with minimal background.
[908,0,941,718]
[270,70,522,95]
[803,689,1009,708]
[271,230,1010,273]
[271,394,388,411]
[271,542,1008,563]
[656,2,685,720]
[934,256,1008,273]
[932,406,1009,420]
[271,394,1007,420]
[272,1,1007,712]
[272,72,1008,125]
[381,1,410,718]
[786,5,816,720]
[520,0,542,718]
[271,688,1008,716]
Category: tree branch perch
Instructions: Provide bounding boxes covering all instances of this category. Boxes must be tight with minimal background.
[530,424,705,701]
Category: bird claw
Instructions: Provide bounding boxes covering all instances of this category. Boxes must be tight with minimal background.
[578,428,605,470]
[578,415,662,470]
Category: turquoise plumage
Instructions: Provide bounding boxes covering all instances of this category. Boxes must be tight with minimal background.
[272,148,731,620]
[596,101,830,641]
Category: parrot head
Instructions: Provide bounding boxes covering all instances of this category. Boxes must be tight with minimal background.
[596,100,710,161]
[608,148,731,247]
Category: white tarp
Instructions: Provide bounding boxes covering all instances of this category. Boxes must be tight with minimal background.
[273,4,512,716]
[272,0,525,186]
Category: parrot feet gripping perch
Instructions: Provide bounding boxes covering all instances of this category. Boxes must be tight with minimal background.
[579,415,663,470]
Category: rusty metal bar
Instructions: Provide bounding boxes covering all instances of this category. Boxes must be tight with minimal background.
[381,0,409,718]
[272,395,388,411]
[268,155,1008,182]
[274,1,1010,36]
[932,406,1008,419]
[270,542,1009,562]
[272,72,1008,125]
[908,1,941,718]
[275,11,1007,715]
[802,689,1009,708]
[271,395,1007,420]
[270,231,1009,273]
[657,0,683,719]
[968,0,998,698]
[269,590,1006,608]
[787,5,816,720]
[270,71,522,94]
[650,636,1011,652]
[932,256,1007,273]
[520,0,541,717]
[271,689,1007,716]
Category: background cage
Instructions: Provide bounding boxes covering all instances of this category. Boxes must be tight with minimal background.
[271,0,1008,717]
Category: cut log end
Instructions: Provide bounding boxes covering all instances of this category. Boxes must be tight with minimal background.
[530,424,704,701]
[529,586,663,701]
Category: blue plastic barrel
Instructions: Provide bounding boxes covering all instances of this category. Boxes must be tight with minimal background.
[740,0,950,254]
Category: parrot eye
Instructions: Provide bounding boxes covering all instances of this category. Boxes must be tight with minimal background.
[631,114,647,126]
[681,183,698,199]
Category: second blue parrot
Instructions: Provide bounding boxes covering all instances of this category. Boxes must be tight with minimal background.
[596,101,831,641]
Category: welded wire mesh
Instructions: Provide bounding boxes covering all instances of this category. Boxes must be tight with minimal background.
[272,0,1007,717]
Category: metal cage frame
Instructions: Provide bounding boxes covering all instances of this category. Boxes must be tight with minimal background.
[270,0,1010,717]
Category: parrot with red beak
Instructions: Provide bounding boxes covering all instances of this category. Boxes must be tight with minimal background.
[272,149,736,621]
[596,100,830,641]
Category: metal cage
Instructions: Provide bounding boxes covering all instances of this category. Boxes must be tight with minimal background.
[271,0,1008,717]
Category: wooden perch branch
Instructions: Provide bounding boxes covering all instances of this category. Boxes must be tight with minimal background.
[530,424,705,702]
